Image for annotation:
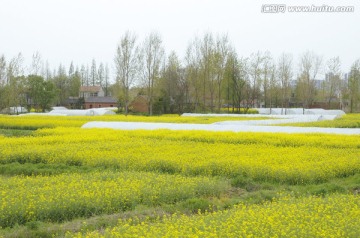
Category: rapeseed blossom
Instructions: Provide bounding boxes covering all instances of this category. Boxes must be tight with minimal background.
[0,171,227,227]
[72,194,360,237]
[1,114,360,236]
[1,128,359,184]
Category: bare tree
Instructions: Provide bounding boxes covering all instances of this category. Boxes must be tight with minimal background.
[261,51,273,108]
[225,51,249,113]
[0,55,7,110]
[298,51,323,111]
[85,64,90,86]
[249,51,264,108]
[177,67,189,114]
[42,60,52,81]
[7,53,25,81]
[160,51,189,114]
[68,61,75,77]
[348,59,360,112]
[90,59,97,86]
[199,32,215,112]
[52,64,69,106]
[80,65,87,86]
[104,64,110,97]
[0,55,6,86]
[268,60,278,112]
[30,51,42,75]
[224,49,235,112]
[68,66,81,98]
[277,53,293,114]
[213,34,230,112]
[184,37,202,112]
[325,56,341,108]
[4,53,26,113]
[97,63,105,87]
[114,31,139,115]
[161,51,182,113]
[140,32,164,115]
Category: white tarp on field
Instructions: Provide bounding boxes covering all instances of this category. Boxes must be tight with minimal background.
[18,113,66,116]
[49,108,115,116]
[212,115,339,126]
[81,121,360,135]
[253,108,345,116]
[51,106,68,110]
[181,113,274,118]
[17,108,116,116]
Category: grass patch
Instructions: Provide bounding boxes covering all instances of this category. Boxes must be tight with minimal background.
[0,129,34,137]
[0,162,96,176]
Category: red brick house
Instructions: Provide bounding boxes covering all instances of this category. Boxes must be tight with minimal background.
[129,95,148,113]
[84,97,117,109]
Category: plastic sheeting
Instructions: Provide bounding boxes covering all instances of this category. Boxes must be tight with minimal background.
[48,108,116,116]
[81,121,360,135]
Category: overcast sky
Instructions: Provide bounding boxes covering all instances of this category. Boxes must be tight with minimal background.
[0,0,359,78]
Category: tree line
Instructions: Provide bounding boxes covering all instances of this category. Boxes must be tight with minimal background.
[0,53,111,112]
[1,31,360,114]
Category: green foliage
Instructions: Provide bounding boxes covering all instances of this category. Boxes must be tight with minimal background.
[0,129,34,137]
[348,62,360,112]
[0,162,94,176]
[27,75,56,112]
[180,198,213,213]
[231,176,260,192]
[1,76,27,114]
[309,184,347,197]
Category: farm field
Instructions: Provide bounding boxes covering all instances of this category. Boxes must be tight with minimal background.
[0,114,268,130]
[0,114,360,237]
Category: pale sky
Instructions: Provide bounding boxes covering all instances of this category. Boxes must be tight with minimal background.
[0,0,359,78]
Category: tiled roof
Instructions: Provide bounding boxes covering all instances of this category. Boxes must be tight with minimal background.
[80,86,102,92]
[84,97,117,103]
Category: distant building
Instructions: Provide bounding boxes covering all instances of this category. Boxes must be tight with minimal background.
[65,85,118,109]
[79,86,104,98]
[84,96,117,109]
[65,97,81,109]
[129,95,148,113]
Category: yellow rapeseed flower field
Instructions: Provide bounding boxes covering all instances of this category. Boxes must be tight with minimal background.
[0,171,228,227]
[72,194,360,237]
[1,114,360,236]
[1,127,359,184]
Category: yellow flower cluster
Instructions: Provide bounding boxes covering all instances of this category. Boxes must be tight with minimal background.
[1,127,359,184]
[0,171,227,227]
[73,194,360,237]
[0,115,86,129]
[219,108,258,114]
